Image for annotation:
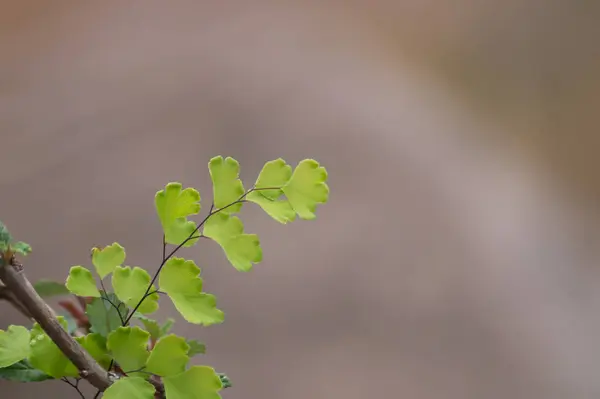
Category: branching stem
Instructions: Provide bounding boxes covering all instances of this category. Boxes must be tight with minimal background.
[122,187,271,325]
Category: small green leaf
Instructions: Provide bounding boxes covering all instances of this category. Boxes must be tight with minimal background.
[218,373,232,389]
[186,339,206,357]
[66,266,101,297]
[252,158,292,199]
[0,360,53,382]
[282,159,329,220]
[92,243,126,279]
[29,317,78,378]
[209,156,244,214]
[75,333,112,370]
[246,191,296,224]
[11,241,32,256]
[112,266,159,314]
[155,182,201,247]
[163,366,223,399]
[203,213,262,271]
[61,313,79,334]
[106,327,150,373]
[133,314,161,341]
[86,293,128,338]
[103,376,155,399]
[0,221,12,245]
[33,280,70,298]
[0,325,30,367]
[159,257,224,325]
[160,318,175,337]
[146,334,190,377]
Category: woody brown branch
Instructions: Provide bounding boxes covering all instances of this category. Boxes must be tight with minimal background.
[0,255,112,391]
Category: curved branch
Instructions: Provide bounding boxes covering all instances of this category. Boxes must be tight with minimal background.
[0,256,111,391]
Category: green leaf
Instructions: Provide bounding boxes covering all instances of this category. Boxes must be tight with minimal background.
[11,241,32,256]
[160,318,175,337]
[103,376,155,399]
[133,314,161,341]
[163,366,223,399]
[61,313,79,334]
[186,339,206,357]
[29,317,78,378]
[33,279,70,298]
[86,293,128,338]
[159,257,224,325]
[218,373,232,389]
[0,221,12,245]
[253,158,292,199]
[246,159,296,223]
[246,191,296,224]
[112,266,158,314]
[282,159,329,220]
[65,266,101,297]
[0,360,53,382]
[155,182,201,247]
[146,334,190,377]
[75,333,112,370]
[0,325,30,367]
[92,243,126,279]
[106,327,150,373]
[208,156,245,214]
[203,213,262,271]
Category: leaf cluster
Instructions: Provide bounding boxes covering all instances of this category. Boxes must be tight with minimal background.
[0,157,329,398]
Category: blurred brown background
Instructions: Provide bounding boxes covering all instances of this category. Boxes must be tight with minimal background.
[2,1,600,398]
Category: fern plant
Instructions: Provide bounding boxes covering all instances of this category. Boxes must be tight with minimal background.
[0,156,329,398]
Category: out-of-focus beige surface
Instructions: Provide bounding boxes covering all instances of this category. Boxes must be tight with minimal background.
[2,1,600,398]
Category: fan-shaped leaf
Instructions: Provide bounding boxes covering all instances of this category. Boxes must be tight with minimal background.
[163,366,223,399]
[0,360,53,382]
[86,293,128,338]
[29,317,78,378]
[133,314,161,341]
[103,377,155,399]
[66,266,100,297]
[155,183,201,247]
[208,156,244,214]
[282,159,329,220]
[146,334,190,377]
[246,192,296,224]
[186,340,206,357]
[252,158,292,199]
[203,213,262,271]
[106,327,150,373]
[0,325,30,367]
[74,333,112,370]
[33,280,70,298]
[92,243,126,279]
[12,242,32,256]
[159,258,224,325]
[112,266,158,314]
[0,221,12,245]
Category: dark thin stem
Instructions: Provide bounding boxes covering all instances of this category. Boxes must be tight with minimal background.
[100,295,125,325]
[61,377,86,399]
[123,366,153,375]
[123,190,256,325]
[107,359,115,373]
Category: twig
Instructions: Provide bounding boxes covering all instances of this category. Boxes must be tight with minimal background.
[0,255,111,391]
[123,189,258,325]
[61,377,86,399]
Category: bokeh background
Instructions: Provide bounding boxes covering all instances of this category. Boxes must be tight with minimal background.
[2,1,600,398]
